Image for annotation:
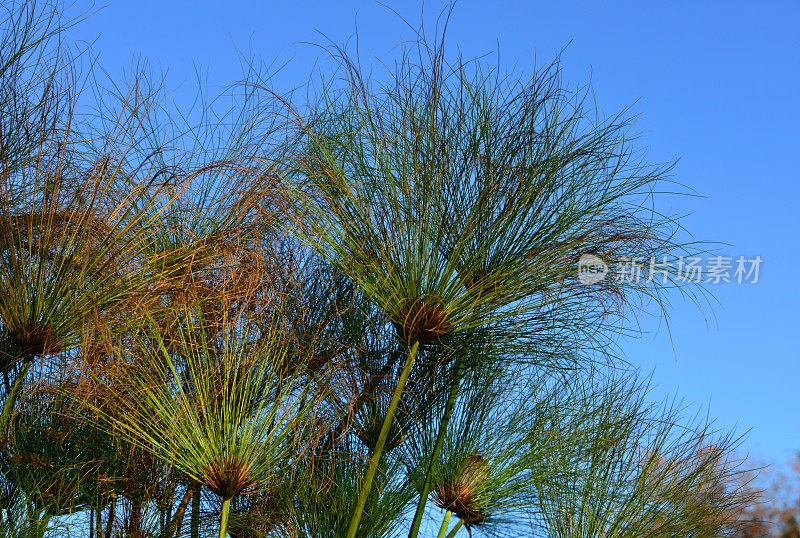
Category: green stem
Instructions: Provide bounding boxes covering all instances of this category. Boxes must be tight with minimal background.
[436,510,452,538]
[219,498,230,538]
[0,356,34,434]
[104,496,116,538]
[346,341,420,538]
[169,484,195,538]
[408,353,466,538]
[444,519,464,538]
[190,483,200,538]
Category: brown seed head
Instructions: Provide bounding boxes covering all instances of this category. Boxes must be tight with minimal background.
[203,454,257,500]
[391,297,452,344]
[431,454,490,527]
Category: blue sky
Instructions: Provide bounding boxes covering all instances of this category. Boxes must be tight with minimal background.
[72,1,799,464]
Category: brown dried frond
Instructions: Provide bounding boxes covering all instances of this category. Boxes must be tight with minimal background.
[80,338,110,369]
[78,312,121,370]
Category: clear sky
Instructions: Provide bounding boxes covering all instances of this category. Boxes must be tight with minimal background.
[71,1,799,464]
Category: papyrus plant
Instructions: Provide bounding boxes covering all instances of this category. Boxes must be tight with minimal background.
[0,61,226,438]
[403,349,574,538]
[291,442,417,538]
[529,371,757,537]
[80,304,322,538]
[282,26,696,536]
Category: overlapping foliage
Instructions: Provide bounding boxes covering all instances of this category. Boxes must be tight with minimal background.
[0,2,762,537]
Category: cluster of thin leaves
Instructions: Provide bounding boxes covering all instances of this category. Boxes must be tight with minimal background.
[0,3,762,538]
